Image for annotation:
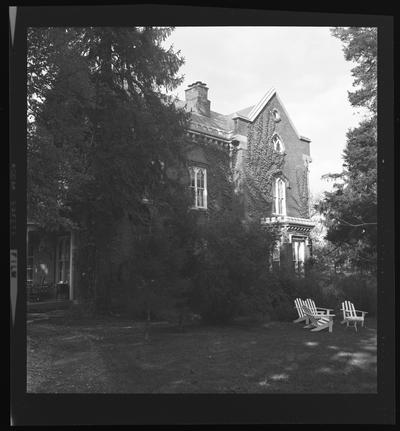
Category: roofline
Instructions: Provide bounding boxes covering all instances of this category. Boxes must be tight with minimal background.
[247,87,276,121]
[231,113,252,122]
[231,88,311,143]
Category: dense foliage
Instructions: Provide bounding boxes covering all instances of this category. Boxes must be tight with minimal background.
[318,27,377,272]
[27,27,189,310]
[188,210,279,323]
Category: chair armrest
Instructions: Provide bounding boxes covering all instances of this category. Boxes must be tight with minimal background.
[355,310,368,316]
[316,307,334,311]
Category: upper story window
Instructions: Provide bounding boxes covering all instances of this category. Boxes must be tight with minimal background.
[271,108,281,122]
[272,134,284,153]
[273,177,286,216]
[189,166,207,209]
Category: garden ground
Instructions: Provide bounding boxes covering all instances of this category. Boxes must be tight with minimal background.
[27,311,377,393]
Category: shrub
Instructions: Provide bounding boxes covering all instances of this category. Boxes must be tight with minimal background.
[191,268,239,324]
[189,210,276,324]
[335,273,377,315]
[279,270,377,317]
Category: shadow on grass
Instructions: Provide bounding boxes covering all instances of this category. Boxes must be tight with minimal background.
[27,315,377,393]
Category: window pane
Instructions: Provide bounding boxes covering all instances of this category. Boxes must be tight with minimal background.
[293,242,298,261]
[197,170,204,188]
[278,180,283,198]
[197,189,204,207]
[189,168,195,187]
[191,186,196,206]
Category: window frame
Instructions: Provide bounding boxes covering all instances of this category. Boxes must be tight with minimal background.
[56,236,71,284]
[189,166,208,210]
[292,236,306,274]
[271,239,281,272]
[273,177,287,216]
[272,133,285,153]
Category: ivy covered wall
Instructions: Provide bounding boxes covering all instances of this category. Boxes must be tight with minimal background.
[236,94,311,221]
[185,139,234,216]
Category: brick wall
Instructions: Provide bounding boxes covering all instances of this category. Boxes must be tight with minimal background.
[185,140,233,215]
[245,94,311,219]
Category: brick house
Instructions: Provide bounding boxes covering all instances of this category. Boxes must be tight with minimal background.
[179,81,315,273]
[26,81,314,303]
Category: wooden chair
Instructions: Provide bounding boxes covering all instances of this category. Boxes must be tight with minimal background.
[340,300,367,332]
[293,298,309,325]
[305,298,334,316]
[302,305,335,333]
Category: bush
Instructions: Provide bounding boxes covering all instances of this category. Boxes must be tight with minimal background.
[279,270,377,317]
[189,211,276,324]
[191,268,239,324]
[335,274,377,315]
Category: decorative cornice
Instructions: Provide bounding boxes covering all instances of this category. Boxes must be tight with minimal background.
[186,130,231,151]
[190,121,232,138]
[261,215,315,228]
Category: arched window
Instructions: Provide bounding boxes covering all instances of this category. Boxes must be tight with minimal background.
[273,177,286,216]
[189,166,207,209]
[272,134,284,153]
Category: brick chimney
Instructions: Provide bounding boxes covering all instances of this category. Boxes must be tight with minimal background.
[184,81,211,117]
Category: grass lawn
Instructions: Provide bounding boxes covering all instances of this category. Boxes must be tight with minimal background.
[27,313,377,393]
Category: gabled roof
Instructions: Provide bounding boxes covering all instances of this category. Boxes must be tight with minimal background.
[175,88,311,143]
[231,88,311,142]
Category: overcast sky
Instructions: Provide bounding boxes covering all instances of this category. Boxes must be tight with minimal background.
[165,26,365,199]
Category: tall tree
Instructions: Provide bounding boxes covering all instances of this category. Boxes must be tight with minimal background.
[318,27,377,272]
[27,27,190,309]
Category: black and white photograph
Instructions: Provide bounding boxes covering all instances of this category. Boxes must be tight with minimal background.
[10,4,395,426]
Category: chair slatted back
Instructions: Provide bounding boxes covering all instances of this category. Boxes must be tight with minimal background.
[305,298,318,315]
[294,298,306,317]
[342,301,357,319]
[303,305,330,327]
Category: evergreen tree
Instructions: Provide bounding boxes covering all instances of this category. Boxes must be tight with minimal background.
[27,27,190,310]
[318,27,377,272]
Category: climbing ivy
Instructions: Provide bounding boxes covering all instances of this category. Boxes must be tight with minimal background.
[294,166,310,219]
[243,109,286,220]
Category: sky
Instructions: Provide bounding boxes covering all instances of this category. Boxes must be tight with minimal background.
[164,26,365,199]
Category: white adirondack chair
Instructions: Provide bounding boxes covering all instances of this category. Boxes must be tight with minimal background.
[305,298,334,316]
[293,298,309,324]
[302,305,335,333]
[340,300,367,332]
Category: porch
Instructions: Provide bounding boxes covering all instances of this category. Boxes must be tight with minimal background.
[27,223,76,306]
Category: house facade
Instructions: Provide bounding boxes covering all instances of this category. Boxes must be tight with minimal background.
[26,81,314,303]
[180,81,315,273]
